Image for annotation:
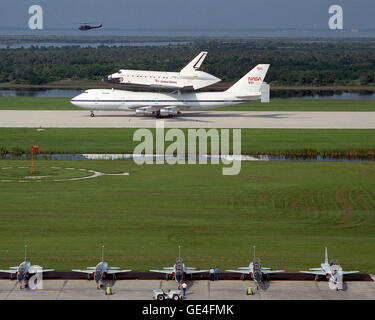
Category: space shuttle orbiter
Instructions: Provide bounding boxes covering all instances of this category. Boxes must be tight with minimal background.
[104,51,221,91]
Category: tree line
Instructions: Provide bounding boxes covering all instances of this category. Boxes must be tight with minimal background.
[1,39,375,86]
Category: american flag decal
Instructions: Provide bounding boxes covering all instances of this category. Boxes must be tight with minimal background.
[257,66,263,71]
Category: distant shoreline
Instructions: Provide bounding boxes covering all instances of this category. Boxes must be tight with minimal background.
[1,34,375,45]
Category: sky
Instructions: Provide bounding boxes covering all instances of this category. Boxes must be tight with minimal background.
[0,0,374,31]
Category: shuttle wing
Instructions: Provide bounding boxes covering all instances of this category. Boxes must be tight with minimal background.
[149,84,194,91]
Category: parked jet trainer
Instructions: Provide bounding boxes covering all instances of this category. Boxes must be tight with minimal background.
[226,246,284,290]
[0,246,54,289]
[104,51,220,91]
[72,246,131,289]
[71,64,270,117]
[150,246,208,283]
[300,247,359,290]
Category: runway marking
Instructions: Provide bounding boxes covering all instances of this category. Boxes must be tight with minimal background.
[4,282,17,300]
[56,280,68,300]
[0,166,129,183]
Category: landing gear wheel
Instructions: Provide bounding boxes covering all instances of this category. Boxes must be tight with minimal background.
[90,111,95,117]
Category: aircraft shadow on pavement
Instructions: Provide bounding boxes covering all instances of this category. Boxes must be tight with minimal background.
[341,282,348,292]
[84,112,294,120]
[260,281,271,291]
[86,113,212,123]
[101,279,116,290]
[244,113,294,119]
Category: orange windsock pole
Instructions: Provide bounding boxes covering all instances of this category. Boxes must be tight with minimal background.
[30,145,40,174]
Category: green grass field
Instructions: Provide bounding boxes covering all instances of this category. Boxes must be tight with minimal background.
[218,99,375,111]
[0,96,375,111]
[0,97,76,110]
[1,128,375,155]
[0,160,374,272]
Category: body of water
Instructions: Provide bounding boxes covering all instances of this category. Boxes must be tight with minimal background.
[2,153,374,162]
[271,91,375,100]
[0,41,189,49]
[1,28,375,38]
[1,89,375,100]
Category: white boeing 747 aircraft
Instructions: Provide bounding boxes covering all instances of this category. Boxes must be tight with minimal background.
[71,64,270,117]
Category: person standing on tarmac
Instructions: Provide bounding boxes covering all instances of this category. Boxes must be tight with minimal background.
[209,267,214,281]
[182,281,187,296]
[215,266,219,281]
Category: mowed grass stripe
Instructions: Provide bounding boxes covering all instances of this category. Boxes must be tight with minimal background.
[0,128,374,154]
[0,160,374,272]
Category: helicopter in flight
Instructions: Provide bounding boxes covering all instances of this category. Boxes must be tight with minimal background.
[79,23,103,31]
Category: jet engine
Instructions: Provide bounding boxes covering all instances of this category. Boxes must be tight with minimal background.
[159,107,178,117]
[136,107,155,116]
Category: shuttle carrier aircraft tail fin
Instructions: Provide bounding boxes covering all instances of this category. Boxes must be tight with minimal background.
[180,51,208,73]
[226,64,270,97]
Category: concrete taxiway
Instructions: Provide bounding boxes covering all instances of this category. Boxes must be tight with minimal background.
[1,110,375,128]
[1,280,374,300]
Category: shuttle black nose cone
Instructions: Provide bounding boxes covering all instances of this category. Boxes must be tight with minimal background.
[103,76,120,84]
